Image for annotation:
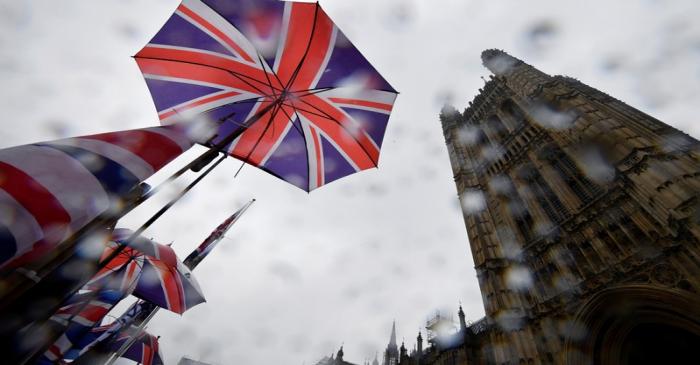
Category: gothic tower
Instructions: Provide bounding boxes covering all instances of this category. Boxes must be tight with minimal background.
[383,322,399,365]
[440,50,700,364]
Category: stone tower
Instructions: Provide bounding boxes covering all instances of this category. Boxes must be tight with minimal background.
[440,50,700,364]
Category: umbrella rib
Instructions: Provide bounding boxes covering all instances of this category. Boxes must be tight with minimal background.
[289,96,379,167]
[280,102,329,120]
[236,101,284,166]
[277,100,313,191]
[277,101,306,140]
[257,53,281,101]
[289,87,333,97]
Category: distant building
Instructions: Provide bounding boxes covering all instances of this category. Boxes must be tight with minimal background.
[178,357,214,365]
[314,345,360,365]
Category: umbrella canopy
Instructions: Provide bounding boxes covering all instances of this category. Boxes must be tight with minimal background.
[110,328,164,365]
[136,0,397,191]
[133,257,205,315]
[90,231,205,314]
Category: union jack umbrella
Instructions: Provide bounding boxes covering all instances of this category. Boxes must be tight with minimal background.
[137,0,397,191]
[86,230,178,294]
[90,230,206,314]
[133,254,205,314]
[0,125,192,269]
[108,327,164,365]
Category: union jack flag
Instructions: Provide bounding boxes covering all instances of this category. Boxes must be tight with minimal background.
[184,199,254,267]
[42,290,124,363]
[137,0,397,191]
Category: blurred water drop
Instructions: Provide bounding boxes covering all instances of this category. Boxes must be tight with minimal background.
[461,189,486,214]
[505,265,533,291]
[525,20,558,52]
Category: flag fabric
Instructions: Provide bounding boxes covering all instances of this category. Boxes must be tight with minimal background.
[54,322,164,365]
[41,289,125,363]
[184,199,254,266]
[136,0,398,191]
[0,126,192,268]
[70,300,150,360]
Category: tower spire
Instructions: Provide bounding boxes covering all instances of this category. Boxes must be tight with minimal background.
[389,320,397,346]
[458,303,467,332]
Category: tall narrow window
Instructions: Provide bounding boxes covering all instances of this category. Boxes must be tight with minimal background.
[501,176,535,243]
[541,145,602,205]
[597,230,622,258]
[485,114,510,142]
[530,170,568,223]
[502,99,527,128]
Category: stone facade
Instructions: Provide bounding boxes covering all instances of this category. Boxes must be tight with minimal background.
[436,50,700,364]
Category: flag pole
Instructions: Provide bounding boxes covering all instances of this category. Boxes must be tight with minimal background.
[71,200,256,365]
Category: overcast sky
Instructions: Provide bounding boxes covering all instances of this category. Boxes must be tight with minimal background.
[1,0,699,364]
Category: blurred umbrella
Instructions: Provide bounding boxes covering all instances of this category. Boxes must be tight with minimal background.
[106,327,164,365]
[0,125,192,269]
[85,230,179,295]
[136,0,398,191]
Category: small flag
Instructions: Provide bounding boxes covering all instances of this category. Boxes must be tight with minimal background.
[184,199,254,267]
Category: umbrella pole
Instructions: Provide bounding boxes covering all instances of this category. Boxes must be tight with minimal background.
[13,154,228,365]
